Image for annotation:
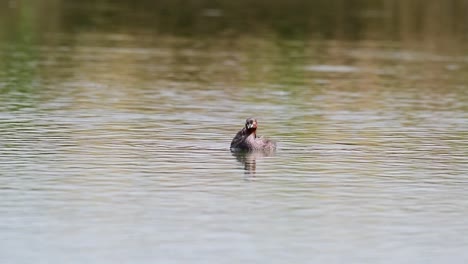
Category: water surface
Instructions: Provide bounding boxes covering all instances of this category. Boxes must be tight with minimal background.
[1,1,468,263]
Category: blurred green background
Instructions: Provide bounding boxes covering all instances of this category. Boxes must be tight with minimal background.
[1,0,467,47]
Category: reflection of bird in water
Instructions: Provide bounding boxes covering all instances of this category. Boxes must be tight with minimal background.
[232,150,275,176]
[230,118,276,176]
[230,118,276,152]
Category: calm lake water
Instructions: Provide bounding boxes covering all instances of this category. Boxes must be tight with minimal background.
[1,1,468,263]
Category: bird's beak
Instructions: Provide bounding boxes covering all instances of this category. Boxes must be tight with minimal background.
[247,123,254,129]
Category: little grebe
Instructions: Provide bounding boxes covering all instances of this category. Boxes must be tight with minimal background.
[230,118,276,151]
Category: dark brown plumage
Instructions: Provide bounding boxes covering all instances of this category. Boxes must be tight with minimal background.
[230,118,276,151]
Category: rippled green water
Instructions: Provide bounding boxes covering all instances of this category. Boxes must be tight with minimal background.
[1,1,468,263]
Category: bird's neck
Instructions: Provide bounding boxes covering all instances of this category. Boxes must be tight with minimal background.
[245,128,256,138]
